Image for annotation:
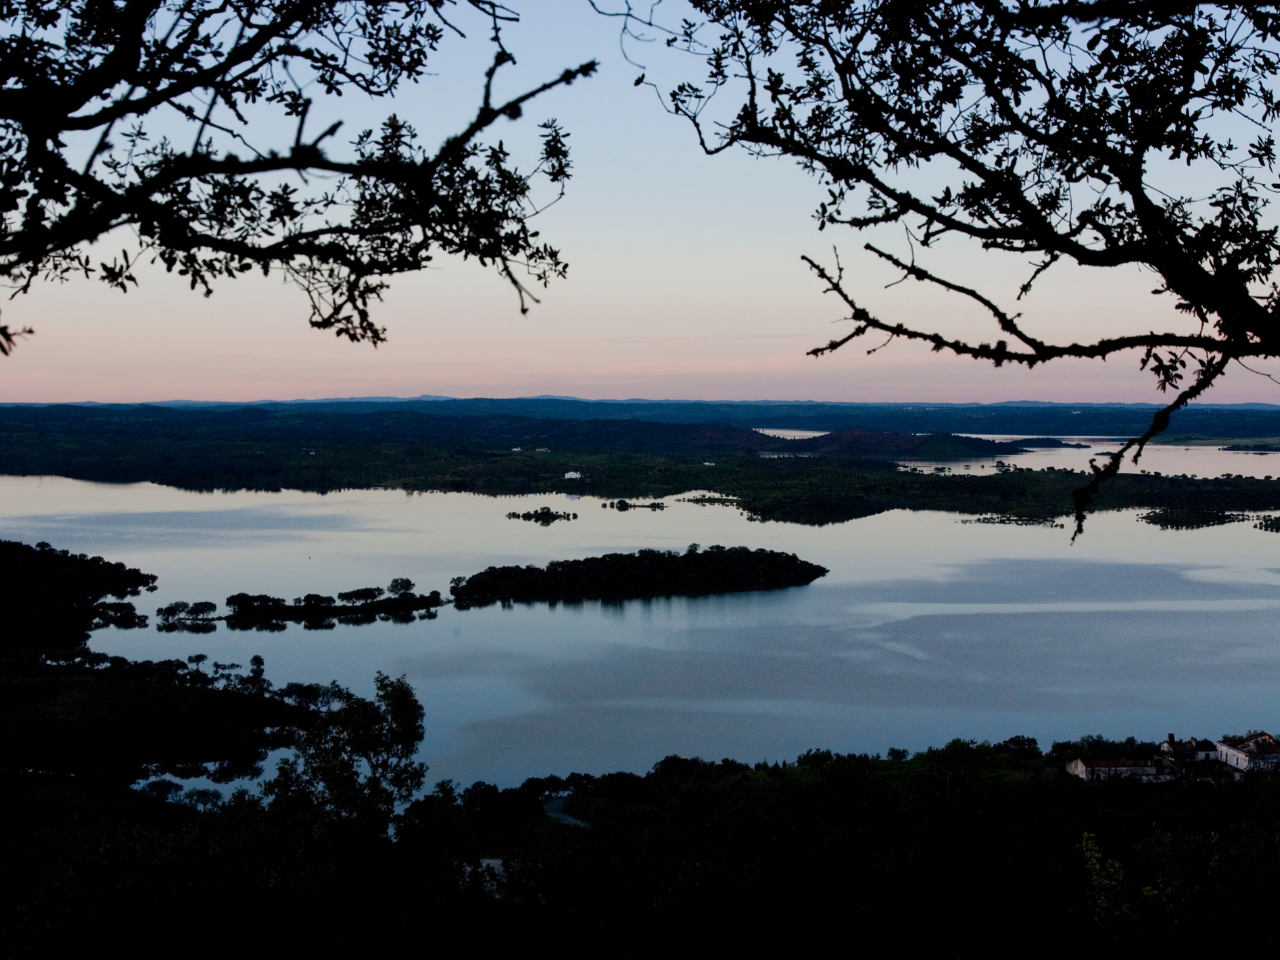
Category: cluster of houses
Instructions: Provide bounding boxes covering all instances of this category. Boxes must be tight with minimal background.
[1066,732,1280,782]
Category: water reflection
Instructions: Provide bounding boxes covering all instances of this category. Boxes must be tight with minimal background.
[910,436,1280,478]
[2,475,1280,784]
[392,560,1280,782]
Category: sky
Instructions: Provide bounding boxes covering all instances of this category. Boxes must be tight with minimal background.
[3,1,1280,405]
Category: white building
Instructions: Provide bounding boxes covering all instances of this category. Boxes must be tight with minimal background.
[1216,732,1280,773]
[564,472,582,479]
[1159,734,1218,762]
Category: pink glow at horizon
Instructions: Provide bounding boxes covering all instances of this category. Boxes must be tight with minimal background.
[7,247,1280,405]
[8,218,1279,405]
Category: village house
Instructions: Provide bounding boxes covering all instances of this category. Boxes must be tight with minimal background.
[1066,758,1162,781]
[1065,734,1221,781]
[1216,732,1280,773]
[1068,733,1280,782]
[1160,734,1218,763]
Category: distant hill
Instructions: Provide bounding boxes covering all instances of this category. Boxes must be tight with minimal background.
[0,405,1031,462]
[372,398,1280,438]
[21,397,1276,438]
[786,430,1029,459]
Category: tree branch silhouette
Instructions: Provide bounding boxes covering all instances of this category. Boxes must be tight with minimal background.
[602,0,1280,528]
[0,0,596,347]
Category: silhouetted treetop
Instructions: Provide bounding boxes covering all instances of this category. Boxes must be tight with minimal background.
[0,0,596,353]
[265,671,427,834]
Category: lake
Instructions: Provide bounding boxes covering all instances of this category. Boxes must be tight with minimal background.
[5,451,1280,786]
[910,436,1280,477]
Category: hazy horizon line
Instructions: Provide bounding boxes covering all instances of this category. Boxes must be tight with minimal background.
[3,395,1279,410]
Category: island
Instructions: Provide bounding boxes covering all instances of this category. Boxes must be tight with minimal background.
[449,544,828,609]
[507,507,578,525]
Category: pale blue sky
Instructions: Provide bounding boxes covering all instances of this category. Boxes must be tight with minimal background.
[3,0,1278,405]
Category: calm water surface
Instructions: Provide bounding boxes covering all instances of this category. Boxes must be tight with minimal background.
[910,436,1280,477]
[5,468,1280,785]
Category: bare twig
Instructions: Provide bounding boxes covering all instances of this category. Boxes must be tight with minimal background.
[1070,352,1232,539]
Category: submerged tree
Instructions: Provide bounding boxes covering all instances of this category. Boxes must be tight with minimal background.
[0,0,596,353]
[606,1,1280,529]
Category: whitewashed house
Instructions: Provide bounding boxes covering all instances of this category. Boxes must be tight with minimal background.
[564,472,582,479]
[1216,732,1280,773]
[1160,734,1218,762]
